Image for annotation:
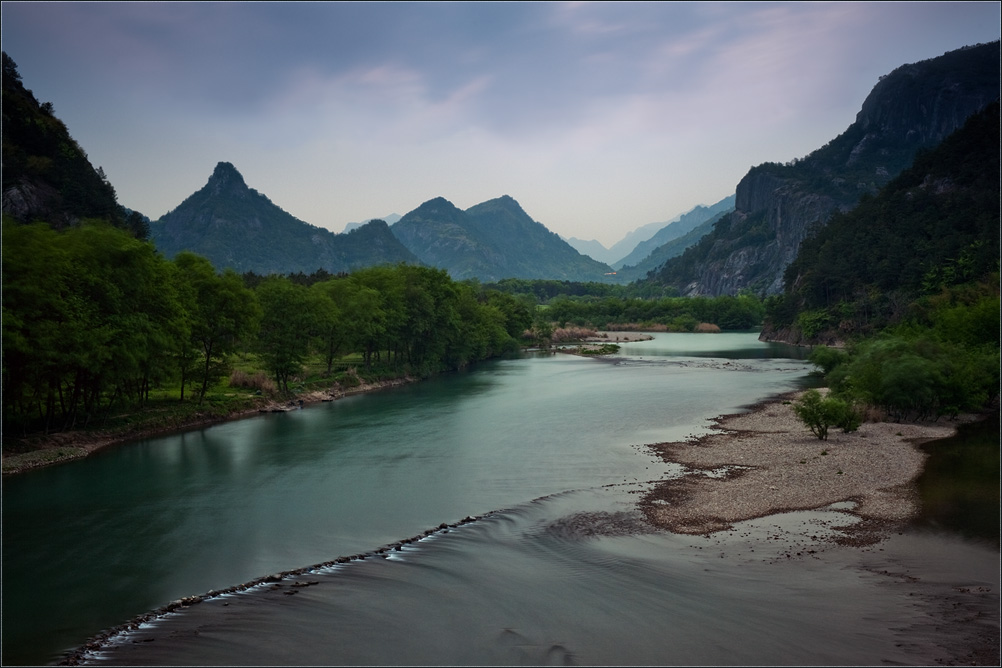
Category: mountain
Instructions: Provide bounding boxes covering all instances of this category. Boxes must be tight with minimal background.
[646,41,1000,297]
[764,101,1000,344]
[606,218,682,264]
[391,195,615,282]
[343,213,401,234]
[1,52,140,234]
[614,208,732,283]
[149,162,419,275]
[565,237,616,264]
[614,195,735,270]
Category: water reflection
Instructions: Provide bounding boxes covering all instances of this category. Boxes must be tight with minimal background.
[0,333,817,665]
[915,414,1001,547]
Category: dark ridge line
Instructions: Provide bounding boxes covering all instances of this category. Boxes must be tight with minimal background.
[58,512,495,666]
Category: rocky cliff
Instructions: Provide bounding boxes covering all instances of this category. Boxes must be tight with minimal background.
[649,41,1000,297]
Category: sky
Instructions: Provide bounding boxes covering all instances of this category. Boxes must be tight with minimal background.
[3,2,999,247]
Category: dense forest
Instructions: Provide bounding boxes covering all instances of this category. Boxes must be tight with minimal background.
[767,102,1000,422]
[766,101,1000,340]
[1,218,538,435]
[3,47,998,450]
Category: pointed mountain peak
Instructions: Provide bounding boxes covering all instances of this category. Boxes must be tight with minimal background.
[467,194,525,214]
[472,194,520,208]
[401,197,465,222]
[206,161,247,194]
[418,196,458,210]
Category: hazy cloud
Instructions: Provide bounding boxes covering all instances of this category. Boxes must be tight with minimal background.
[2,1,998,245]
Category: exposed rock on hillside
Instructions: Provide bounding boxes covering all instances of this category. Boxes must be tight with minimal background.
[2,51,125,230]
[650,42,1000,297]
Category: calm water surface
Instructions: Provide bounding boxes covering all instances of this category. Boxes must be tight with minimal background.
[2,332,995,665]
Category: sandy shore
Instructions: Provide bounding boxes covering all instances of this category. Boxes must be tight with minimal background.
[640,390,976,542]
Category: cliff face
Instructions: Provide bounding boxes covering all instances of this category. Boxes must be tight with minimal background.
[652,42,1000,297]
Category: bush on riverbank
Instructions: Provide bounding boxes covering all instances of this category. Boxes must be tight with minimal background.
[792,389,861,440]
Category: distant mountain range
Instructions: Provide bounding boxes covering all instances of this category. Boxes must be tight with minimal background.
[147,164,614,281]
[647,41,1001,296]
[614,195,735,270]
[613,206,733,283]
[565,195,734,275]
[6,42,997,291]
[567,215,685,266]
[343,213,402,234]
[149,162,419,275]
[391,195,614,282]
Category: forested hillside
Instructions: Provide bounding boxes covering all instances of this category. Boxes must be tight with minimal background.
[645,42,1000,297]
[150,162,419,275]
[391,195,615,282]
[763,102,999,422]
[1,52,146,237]
[764,100,1000,343]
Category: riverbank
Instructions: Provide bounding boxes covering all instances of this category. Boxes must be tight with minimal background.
[1,376,415,476]
[640,389,981,543]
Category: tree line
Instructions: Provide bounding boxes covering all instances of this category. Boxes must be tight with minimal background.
[543,293,766,331]
[1,219,532,434]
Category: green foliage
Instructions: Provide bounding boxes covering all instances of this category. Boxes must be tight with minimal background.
[2,220,187,431]
[536,293,765,330]
[172,252,260,403]
[255,277,319,392]
[777,101,1000,339]
[2,52,126,230]
[829,333,999,420]
[795,309,834,340]
[807,346,848,375]
[792,390,861,441]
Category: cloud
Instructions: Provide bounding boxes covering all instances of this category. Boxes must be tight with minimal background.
[2,1,998,246]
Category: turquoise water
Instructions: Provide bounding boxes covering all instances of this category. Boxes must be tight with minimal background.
[2,333,995,665]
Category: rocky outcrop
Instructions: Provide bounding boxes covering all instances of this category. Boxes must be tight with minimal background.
[653,41,1000,297]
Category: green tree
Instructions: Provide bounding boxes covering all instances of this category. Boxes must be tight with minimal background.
[255,277,319,393]
[310,279,349,375]
[792,390,860,441]
[173,252,260,403]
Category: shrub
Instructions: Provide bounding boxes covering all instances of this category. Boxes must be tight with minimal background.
[808,345,848,375]
[228,370,277,395]
[550,327,598,342]
[792,389,861,440]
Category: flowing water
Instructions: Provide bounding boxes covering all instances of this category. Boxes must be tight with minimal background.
[2,332,997,666]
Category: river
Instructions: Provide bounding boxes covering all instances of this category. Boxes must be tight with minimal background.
[2,332,997,665]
